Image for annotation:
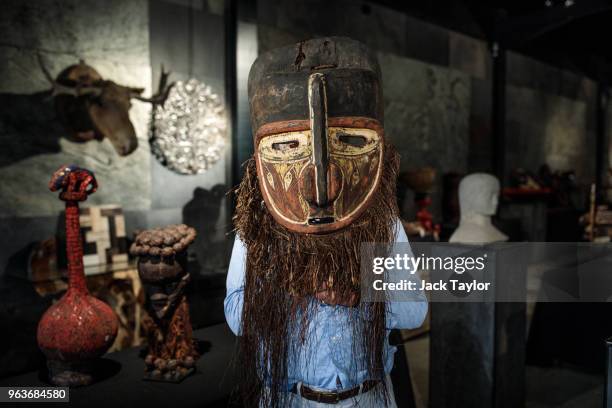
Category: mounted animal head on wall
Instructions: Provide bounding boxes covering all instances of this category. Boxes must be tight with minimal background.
[39,55,174,156]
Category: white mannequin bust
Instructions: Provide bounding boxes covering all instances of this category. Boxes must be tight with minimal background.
[449,173,508,244]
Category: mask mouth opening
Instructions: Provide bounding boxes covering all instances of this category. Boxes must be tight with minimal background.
[307,216,335,225]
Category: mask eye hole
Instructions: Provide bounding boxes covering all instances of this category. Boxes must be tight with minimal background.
[338,134,367,147]
[272,140,299,151]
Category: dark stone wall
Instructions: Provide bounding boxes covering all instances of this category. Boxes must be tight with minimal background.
[505,51,598,188]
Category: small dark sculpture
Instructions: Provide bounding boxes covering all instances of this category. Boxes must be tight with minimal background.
[130,224,198,382]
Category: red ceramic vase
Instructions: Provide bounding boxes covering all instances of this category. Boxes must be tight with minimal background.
[37,165,118,386]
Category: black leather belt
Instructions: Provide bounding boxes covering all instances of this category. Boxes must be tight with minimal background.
[290,380,381,404]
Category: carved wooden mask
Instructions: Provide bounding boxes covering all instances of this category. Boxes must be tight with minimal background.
[248,37,385,234]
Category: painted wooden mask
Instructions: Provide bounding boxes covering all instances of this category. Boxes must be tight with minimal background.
[248,37,385,234]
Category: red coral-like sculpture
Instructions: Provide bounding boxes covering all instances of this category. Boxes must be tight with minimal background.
[37,165,118,386]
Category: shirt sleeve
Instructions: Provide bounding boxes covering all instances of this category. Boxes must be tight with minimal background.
[385,218,429,330]
[224,235,247,336]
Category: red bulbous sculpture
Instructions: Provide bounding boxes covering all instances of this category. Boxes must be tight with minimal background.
[37,165,118,386]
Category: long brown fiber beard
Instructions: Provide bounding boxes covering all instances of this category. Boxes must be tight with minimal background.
[232,143,400,407]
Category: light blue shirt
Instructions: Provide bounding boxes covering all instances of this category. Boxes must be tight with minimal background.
[224,218,428,391]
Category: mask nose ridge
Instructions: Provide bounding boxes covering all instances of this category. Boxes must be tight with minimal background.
[299,162,341,209]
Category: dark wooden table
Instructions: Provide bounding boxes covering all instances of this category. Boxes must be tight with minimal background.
[0,324,237,408]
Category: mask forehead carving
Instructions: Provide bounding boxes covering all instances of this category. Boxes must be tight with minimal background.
[248,37,385,234]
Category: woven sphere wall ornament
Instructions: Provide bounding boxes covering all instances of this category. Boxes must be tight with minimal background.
[151,78,227,175]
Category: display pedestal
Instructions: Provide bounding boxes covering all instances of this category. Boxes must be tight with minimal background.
[0,324,237,408]
[429,244,526,408]
[499,191,549,241]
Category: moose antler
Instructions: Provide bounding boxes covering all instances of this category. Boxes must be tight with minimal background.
[38,54,173,104]
[132,65,175,106]
[37,54,104,98]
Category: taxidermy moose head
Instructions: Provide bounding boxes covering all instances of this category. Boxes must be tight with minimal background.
[39,56,173,156]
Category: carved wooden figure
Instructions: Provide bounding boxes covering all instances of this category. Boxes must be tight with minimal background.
[130,224,198,382]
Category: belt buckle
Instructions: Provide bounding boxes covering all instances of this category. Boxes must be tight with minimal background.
[316,390,339,404]
[323,390,340,404]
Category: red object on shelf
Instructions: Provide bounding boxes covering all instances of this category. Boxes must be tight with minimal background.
[415,196,441,238]
[37,165,118,387]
